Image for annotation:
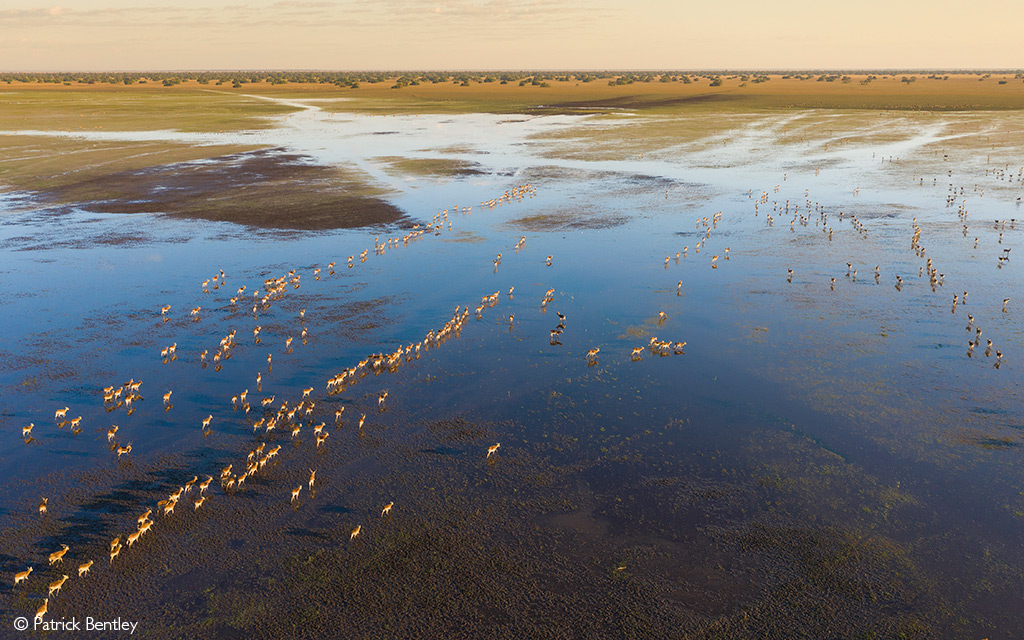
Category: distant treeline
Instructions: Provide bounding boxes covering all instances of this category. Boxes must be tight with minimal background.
[2,70,1022,88]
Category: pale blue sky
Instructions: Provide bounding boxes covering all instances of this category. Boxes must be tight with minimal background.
[1,0,1020,71]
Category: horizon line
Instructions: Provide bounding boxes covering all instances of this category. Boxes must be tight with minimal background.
[3,68,1024,75]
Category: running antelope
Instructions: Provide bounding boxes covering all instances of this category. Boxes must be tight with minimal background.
[35,598,48,624]
[201,415,212,430]
[487,443,501,458]
[48,544,69,565]
[55,407,69,421]
[163,390,172,405]
[381,502,393,517]
[14,567,32,586]
[48,575,69,598]
[78,560,93,578]
[23,423,34,438]
[350,525,361,540]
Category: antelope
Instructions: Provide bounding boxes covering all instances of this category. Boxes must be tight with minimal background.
[199,476,213,494]
[586,348,600,360]
[545,255,553,266]
[194,496,207,511]
[308,469,316,490]
[487,443,501,458]
[302,387,313,398]
[35,598,48,624]
[163,390,172,405]
[117,444,132,460]
[139,520,153,537]
[126,530,141,548]
[48,574,69,598]
[109,544,121,564]
[286,337,293,350]
[110,537,120,551]
[48,544,69,565]
[335,407,345,422]
[191,307,201,317]
[378,390,388,407]
[39,497,48,514]
[161,305,171,316]
[631,347,644,358]
[14,567,32,586]
[291,486,302,502]
[55,407,69,421]
[316,432,329,449]
[78,560,93,578]
[358,414,366,429]
[381,502,393,517]
[350,525,361,540]
[163,501,176,516]
[23,422,34,438]
[138,509,152,526]
[201,415,212,430]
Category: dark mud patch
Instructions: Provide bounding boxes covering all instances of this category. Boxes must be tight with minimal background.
[532,93,742,114]
[39,149,407,231]
[373,155,488,178]
[506,209,627,231]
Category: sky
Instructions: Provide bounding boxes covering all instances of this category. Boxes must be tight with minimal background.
[1,0,1022,71]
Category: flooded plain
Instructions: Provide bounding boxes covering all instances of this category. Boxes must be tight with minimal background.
[2,98,1024,638]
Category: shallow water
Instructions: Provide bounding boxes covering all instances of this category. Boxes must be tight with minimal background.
[2,99,1024,637]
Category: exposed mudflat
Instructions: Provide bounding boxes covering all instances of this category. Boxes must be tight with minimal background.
[39,149,408,230]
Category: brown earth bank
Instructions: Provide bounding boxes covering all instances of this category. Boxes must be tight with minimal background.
[39,149,408,230]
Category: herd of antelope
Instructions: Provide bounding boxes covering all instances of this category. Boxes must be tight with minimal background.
[10,186,551,622]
